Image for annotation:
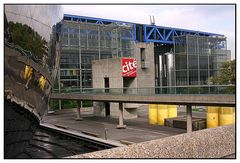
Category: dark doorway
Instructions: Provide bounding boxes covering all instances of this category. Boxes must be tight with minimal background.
[105,102,110,116]
[123,77,134,94]
[104,77,109,93]
[104,77,110,116]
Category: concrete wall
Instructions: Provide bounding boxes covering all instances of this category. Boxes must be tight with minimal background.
[92,42,155,89]
[133,42,155,88]
[92,42,155,119]
[69,125,235,158]
[123,42,155,114]
[92,58,122,88]
[92,58,123,117]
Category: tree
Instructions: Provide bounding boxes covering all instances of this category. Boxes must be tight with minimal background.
[211,60,235,85]
[8,22,48,60]
[210,60,235,94]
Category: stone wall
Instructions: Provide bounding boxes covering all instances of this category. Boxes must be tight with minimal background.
[68,125,235,158]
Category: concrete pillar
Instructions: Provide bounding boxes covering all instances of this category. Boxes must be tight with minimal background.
[59,100,62,110]
[117,102,126,129]
[75,101,83,121]
[186,104,192,133]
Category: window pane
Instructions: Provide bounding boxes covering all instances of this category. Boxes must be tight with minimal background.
[176,70,187,86]
[175,55,187,70]
[199,56,208,69]
[188,55,198,70]
[189,70,198,85]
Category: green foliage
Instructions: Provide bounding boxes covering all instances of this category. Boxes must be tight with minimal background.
[49,100,59,111]
[49,100,93,111]
[82,101,93,107]
[210,60,236,94]
[188,87,204,94]
[211,60,236,85]
[61,100,78,109]
[8,22,47,60]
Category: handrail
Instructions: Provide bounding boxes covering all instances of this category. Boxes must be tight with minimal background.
[53,85,235,95]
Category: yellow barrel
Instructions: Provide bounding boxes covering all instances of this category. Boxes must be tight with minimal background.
[168,105,177,118]
[206,106,219,128]
[148,104,158,125]
[219,107,234,126]
[233,108,235,124]
[157,104,168,125]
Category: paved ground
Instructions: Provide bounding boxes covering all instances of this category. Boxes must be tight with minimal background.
[42,106,205,145]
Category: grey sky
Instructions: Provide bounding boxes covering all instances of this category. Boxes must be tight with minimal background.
[63,5,235,59]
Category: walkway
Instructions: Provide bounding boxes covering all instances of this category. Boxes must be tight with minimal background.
[42,108,185,144]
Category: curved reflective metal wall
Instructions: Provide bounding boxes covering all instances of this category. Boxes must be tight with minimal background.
[5,5,62,42]
[4,5,63,158]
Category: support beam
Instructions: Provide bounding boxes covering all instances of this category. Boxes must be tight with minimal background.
[186,104,192,133]
[51,93,236,107]
[75,101,83,121]
[117,102,126,129]
[58,100,62,110]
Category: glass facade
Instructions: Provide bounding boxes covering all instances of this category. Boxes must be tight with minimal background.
[174,35,228,86]
[58,16,229,91]
[58,20,134,89]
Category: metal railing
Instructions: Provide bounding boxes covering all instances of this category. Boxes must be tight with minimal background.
[53,85,235,95]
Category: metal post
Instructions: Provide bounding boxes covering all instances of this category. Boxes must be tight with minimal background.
[186,104,192,133]
[116,28,118,57]
[119,28,122,57]
[68,27,70,48]
[197,36,200,85]
[207,40,210,93]
[173,37,176,94]
[104,128,108,140]
[98,26,101,60]
[186,35,189,86]
[117,102,126,129]
[58,69,61,110]
[78,24,82,90]
[78,24,83,113]
[75,101,83,121]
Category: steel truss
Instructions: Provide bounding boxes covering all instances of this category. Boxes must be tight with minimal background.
[64,14,224,44]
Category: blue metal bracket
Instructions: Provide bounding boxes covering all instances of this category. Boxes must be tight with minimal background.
[143,25,224,44]
[64,14,134,26]
[96,20,104,24]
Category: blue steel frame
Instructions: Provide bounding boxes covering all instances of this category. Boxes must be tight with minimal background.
[64,14,224,44]
[64,14,136,40]
[143,25,224,44]
[64,14,134,26]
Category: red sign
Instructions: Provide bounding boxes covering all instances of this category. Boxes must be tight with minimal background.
[122,58,137,77]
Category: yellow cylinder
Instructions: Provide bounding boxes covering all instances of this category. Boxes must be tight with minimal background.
[39,76,46,90]
[24,65,33,80]
[233,108,235,124]
[219,107,234,126]
[168,105,177,118]
[207,106,219,128]
[157,104,168,126]
[148,104,158,125]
